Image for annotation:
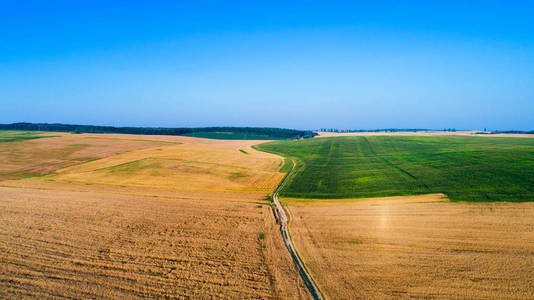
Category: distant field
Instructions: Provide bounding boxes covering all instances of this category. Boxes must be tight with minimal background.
[181,131,286,140]
[44,136,284,193]
[0,131,56,143]
[284,195,534,299]
[257,136,534,202]
[0,132,308,299]
[0,132,167,181]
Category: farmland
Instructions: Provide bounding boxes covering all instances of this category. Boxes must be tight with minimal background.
[0,132,309,299]
[257,136,534,202]
[282,195,534,299]
[0,132,173,181]
[257,134,534,299]
[3,131,534,299]
[0,131,56,143]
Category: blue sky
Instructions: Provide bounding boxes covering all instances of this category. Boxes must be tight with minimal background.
[1,1,533,130]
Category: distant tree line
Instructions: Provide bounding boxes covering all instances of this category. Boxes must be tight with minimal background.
[319,128,431,133]
[318,128,533,134]
[0,123,317,139]
[491,130,534,134]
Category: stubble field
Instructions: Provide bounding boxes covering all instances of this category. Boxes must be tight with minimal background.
[283,194,534,299]
[0,132,309,299]
[0,132,170,181]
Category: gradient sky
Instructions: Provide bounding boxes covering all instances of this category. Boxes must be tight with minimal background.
[1,1,533,130]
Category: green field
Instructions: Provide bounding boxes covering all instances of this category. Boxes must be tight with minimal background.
[257,136,534,202]
[0,131,55,143]
[279,158,293,173]
[181,131,286,140]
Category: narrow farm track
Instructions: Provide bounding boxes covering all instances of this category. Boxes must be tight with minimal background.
[272,159,325,300]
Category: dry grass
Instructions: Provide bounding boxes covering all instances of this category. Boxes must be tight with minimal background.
[1,133,285,197]
[46,138,284,194]
[283,194,534,299]
[0,133,309,299]
[0,132,167,181]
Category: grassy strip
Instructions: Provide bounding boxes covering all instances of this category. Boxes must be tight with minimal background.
[0,134,57,143]
[279,158,292,173]
[0,131,36,136]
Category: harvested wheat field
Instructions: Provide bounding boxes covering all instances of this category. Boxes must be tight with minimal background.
[283,194,534,299]
[46,137,285,194]
[0,132,309,299]
[0,132,171,181]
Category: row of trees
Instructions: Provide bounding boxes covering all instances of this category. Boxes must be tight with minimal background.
[491,130,534,134]
[0,123,317,139]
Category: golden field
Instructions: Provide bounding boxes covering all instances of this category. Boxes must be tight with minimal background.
[283,194,534,299]
[0,133,309,299]
[0,132,169,181]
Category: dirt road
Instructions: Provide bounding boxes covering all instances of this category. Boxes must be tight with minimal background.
[272,159,325,300]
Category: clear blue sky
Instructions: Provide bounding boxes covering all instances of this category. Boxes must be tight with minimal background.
[1,1,533,130]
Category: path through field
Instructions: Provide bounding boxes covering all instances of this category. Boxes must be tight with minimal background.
[272,160,324,300]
